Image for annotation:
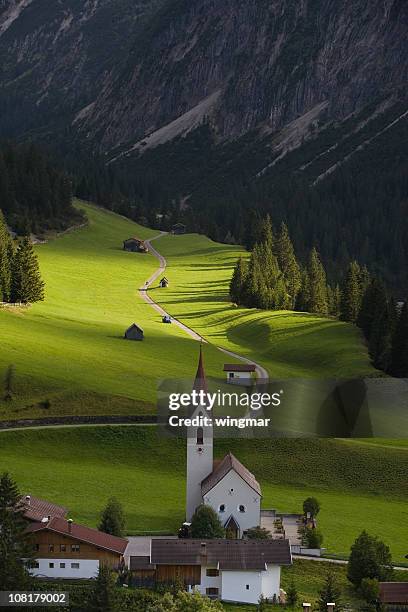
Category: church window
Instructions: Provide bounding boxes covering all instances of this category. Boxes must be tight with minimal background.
[218,504,225,513]
[238,504,246,513]
[246,584,250,590]
[196,427,203,445]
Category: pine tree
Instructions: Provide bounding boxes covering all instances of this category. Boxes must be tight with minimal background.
[327,284,341,318]
[275,222,301,309]
[286,580,298,608]
[357,279,387,340]
[317,572,342,611]
[390,301,408,377]
[0,472,34,589]
[341,261,362,322]
[190,505,225,538]
[10,237,45,304]
[296,267,311,312]
[0,210,13,302]
[307,248,328,315]
[348,531,393,587]
[230,257,248,304]
[99,497,126,538]
[89,565,120,612]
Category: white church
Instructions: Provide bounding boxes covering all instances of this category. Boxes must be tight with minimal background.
[186,347,262,538]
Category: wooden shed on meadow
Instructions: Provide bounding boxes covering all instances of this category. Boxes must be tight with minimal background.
[123,237,148,253]
[171,223,186,235]
[159,277,169,288]
[124,323,144,341]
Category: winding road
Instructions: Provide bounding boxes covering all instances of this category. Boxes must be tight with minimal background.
[139,234,269,381]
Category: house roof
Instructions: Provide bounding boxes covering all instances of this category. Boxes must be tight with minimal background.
[379,582,408,604]
[201,452,261,497]
[150,539,291,570]
[124,237,142,243]
[126,323,143,334]
[21,495,68,523]
[223,364,256,372]
[129,556,156,571]
[160,277,169,282]
[26,517,128,555]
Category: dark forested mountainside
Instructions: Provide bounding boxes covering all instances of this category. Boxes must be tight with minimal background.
[0,143,79,234]
[0,0,407,291]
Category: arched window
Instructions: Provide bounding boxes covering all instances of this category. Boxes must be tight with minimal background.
[238,504,246,513]
[219,504,226,513]
[196,427,203,445]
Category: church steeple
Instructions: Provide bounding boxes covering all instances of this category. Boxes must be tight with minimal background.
[193,342,208,393]
[186,343,214,521]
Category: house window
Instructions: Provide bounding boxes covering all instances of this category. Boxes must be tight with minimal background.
[196,427,203,445]
[238,504,246,513]
[60,563,65,569]
[71,544,80,552]
[49,563,54,569]
[246,584,250,590]
[206,588,219,597]
[60,544,66,552]
[206,568,219,577]
[71,563,80,569]
[218,504,225,513]
[48,544,54,552]
[33,562,39,569]
[229,372,234,379]
[32,544,39,552]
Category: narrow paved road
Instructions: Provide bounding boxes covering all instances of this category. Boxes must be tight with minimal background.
[140,235,269,381]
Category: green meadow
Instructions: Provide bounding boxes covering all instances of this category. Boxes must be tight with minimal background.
[0,202,228,419]
[154,233,375,378]
[0,426,406,564]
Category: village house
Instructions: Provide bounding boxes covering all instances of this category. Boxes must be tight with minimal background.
[22,496,127,579]
[223,363,256,384]
[379,582,408,610]
[130,538,291,604]
[124,323,144,341]
[123,237,148,253]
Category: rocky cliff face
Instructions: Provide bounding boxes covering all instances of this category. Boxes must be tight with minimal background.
[0,0,407,154]
[0,0,163,140]
[78,0,408,153]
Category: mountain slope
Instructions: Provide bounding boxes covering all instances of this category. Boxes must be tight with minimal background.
[79,0,408,152]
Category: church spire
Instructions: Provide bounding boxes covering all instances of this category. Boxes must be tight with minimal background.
[193,341,208,393]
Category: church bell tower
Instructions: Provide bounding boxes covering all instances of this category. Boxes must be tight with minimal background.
[186,344,213,521]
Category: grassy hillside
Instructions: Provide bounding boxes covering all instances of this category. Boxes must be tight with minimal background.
[0,202,228,419]
[1,426,406,563]
[154,233,376,378]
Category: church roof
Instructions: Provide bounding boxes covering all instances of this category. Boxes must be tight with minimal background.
[150,538,291,569]
[201,452,261,497]
[193,343,208,394]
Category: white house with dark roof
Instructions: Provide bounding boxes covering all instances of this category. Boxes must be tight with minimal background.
[223,363,256,384]
[186,349,262,537]
[129,538,292,604]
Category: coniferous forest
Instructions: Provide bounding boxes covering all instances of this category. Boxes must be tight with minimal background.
[230,216,408,378]
[0,213,44,304]
[0,143,80,234]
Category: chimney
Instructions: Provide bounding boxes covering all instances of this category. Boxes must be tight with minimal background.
[302,605,311,611]
[327,605,336,612]
[68,518,73,533]
[25,495,31,506]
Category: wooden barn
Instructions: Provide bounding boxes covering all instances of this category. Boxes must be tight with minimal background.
[171,223,186,235]
[123,237,148,253]
[124,323,144,341]
[159,277,169,288]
